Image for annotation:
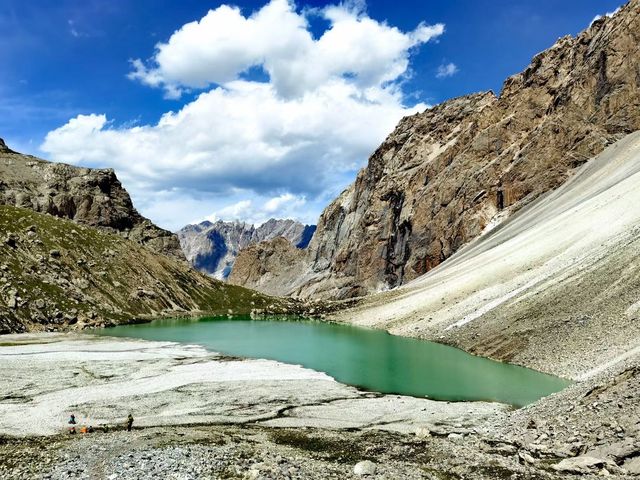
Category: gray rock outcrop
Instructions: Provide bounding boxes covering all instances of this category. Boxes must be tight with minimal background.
[0,141,184,260]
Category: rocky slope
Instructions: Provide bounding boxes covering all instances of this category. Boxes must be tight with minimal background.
[0,139,184,260]
[232,0,640,299]
[0,205,293,334]
[229,237,310,296]
[178,218,315,279]
[334,130,640,380]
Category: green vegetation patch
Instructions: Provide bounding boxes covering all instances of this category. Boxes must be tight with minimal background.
[269,429,369,463]
[0,205,289,333]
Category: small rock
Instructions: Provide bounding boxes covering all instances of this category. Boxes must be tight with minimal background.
[4,234,17,248]
[518,451,536,464]
[353,460,377,476]
[5,289,18,309]
[553,455,613,474]
[244,468,260,480]
[624,456,640,475]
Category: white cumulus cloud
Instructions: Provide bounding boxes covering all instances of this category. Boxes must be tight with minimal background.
[201,193,308,226]
[128,0,443,98]
[41,0,444,230]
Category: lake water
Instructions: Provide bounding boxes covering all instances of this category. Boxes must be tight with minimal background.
[97,316,570,407]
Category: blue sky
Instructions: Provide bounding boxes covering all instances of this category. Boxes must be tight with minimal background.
[0,0,625,230]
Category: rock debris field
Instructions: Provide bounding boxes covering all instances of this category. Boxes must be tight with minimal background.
[0,333,639,479]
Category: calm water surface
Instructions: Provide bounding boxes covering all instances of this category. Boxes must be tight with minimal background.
[97,316,570,407]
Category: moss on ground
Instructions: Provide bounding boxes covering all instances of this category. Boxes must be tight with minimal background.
[269,429,369,463]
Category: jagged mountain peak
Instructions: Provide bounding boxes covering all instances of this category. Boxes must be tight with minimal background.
[177,217,316,280]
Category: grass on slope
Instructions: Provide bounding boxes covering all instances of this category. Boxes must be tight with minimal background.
[0,205,288,333]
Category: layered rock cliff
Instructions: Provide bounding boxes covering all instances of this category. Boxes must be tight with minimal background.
[178,218,315,279]
[0,139,184,260]
[232,0,640,299]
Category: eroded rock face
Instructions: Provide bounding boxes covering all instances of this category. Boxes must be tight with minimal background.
[229,237,308,296]
[233,1,640,299]
[0,143,184,260]
[178,219,315,280]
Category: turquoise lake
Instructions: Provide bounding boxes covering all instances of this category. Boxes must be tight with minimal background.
[97,316,571,407]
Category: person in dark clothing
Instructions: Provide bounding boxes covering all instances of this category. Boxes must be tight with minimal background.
[68,414,77,434]
[126,414,134,432]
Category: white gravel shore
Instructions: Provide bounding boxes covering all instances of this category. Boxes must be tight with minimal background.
[0,333,505,437]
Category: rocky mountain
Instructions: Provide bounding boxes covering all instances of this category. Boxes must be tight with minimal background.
[0,204,296,334]
[231,0,640,299]
[178,218,316,279]
[0,139,184,260]
[0,142,297,333]
[228,237,309,294]
[315,129,640,478]
[335,130,640,378]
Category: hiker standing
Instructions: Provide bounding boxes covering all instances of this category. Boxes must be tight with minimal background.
[126,413,134,432]
[68,414,77,434]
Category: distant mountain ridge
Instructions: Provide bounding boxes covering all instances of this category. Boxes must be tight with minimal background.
[177,218,316,279]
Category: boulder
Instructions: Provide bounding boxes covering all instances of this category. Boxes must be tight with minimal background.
[353,460,377,476]
[552,455,614,474]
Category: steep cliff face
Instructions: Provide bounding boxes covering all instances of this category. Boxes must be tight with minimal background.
[0,141,184,260]
[333,130,640,378]
[232,0,640,299]
[178,218,315,279]
[228,237,308,296]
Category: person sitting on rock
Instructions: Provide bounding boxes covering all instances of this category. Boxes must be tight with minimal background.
[68,414,77,434]
[126,413,134,432]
